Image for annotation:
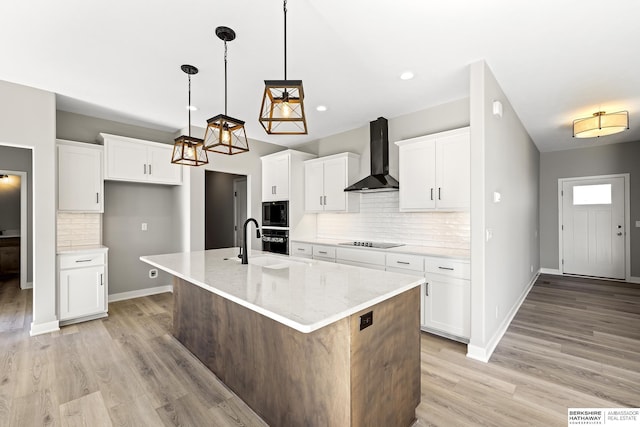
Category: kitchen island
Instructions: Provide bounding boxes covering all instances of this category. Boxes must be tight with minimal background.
[141,248,423,427]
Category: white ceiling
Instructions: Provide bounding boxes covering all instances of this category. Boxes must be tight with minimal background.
[1,0,639,152]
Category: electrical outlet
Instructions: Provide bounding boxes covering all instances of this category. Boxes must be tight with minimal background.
[486,228,493,242]
[149,269,158,279]
[141,223,148,231]
[360,311,373,330]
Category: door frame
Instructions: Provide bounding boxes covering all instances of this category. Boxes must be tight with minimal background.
[232,177,247,247]
[557,173,630,280]
[0,169,28,289]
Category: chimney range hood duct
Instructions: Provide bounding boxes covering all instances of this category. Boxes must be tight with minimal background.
[344,117,399,193]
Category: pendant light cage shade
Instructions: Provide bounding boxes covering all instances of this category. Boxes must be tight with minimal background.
[259,80,307,135]
[573,111,629,138]
[172,135,209,166]
[204,114,250,155]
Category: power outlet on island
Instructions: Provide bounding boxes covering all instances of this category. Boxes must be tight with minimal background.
[149,268,158,279]
[360,311,373,331]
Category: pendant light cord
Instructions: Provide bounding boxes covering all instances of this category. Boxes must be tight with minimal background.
[224,40,228,116]
[187,74,192,137]
[283,0,287,80]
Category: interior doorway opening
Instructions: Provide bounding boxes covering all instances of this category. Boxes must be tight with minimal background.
[205,171,248,250]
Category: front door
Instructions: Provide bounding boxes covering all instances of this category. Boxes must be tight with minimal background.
[561,176,625,279]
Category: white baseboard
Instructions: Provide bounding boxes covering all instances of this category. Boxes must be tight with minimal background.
[108,285,173,303]
[466,272,539,363]
[627,276,640,284]
[30,319,60,336]
[21,281,33,290]
[539,268,561,275]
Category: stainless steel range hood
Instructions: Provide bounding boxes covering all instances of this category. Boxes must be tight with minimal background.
[344,117,399,193]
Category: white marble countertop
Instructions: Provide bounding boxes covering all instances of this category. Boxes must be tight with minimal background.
[291,237,470,260]
[141,248,424,334]
[56,245,109,254]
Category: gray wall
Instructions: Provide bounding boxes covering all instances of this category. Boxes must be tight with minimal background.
[469,61,540,357]
[205,171,244,249]
[103,181,181,294]
[0,175,21,229]
[540,140,640,276]
[57,110,180,294]
[0,143,33,282]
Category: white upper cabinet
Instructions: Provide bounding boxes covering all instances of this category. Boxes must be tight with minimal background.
[57,140,104,212]
[396,127,470,211]
[262,153,290,201]
[99,133,182,185]
[304,153,360,213]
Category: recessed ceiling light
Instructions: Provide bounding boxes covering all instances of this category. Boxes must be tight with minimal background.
[400,71,414,80]
[186,105,198,111]
[316,105,327,112]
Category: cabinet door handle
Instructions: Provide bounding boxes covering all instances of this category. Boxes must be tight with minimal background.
[318,251,328,254]
[96,192,99,204]
[438,187,441,200]
[75,259,93,263]
[297,248,305,251]
[144,164,147,175]
[320,196,323,205]
[430,188,434,201]
[425,283,429,296]
[324,195,327,205]
[99,273,104,286]
[396,261,410,265]
[148,164,152,175]
[438,266,454,271]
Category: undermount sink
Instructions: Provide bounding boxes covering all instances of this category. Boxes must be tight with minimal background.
[248,256,296,270]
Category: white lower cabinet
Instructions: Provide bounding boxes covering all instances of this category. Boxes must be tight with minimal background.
[423,257,470,341]
[290,242,313,259]
[58,249,108,324]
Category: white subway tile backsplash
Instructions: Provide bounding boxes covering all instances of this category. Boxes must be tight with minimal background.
[56,212,102,247]
[317,192,469,249]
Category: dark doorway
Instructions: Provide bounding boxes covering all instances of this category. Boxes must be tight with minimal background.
[205,171,247,249]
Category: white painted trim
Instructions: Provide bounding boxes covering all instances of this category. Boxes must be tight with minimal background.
[467,272,538,363]
[0,169,28,289]
[30,320,60,336]
[108,284,173,303]
[557,174,630,280]
[539,268,561,275]
[626,276,640,284]
[22,281,33,289]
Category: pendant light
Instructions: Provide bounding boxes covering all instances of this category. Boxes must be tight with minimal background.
[204,26,250,155]
[259,0,308,135]
[171,64,209,166]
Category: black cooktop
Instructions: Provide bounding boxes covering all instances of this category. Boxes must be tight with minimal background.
[339,241,405,249]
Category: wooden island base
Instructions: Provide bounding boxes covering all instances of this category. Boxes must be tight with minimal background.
[173,278,420,427]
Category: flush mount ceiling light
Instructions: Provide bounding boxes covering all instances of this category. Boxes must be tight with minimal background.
[204,26,250,155]
[171,65,209,166]
[573,110,629,138]
[259,0,308,135]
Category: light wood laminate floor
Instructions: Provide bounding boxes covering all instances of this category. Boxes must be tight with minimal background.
[1,273,639,426]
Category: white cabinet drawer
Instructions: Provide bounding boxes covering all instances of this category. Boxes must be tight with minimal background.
[386,253,424,272]
[313,245,336,260]
[425,257,470,279]
[59,252,106,269]
[340,260,386,271]
[336,248,385,266]
[291,242,312,257]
